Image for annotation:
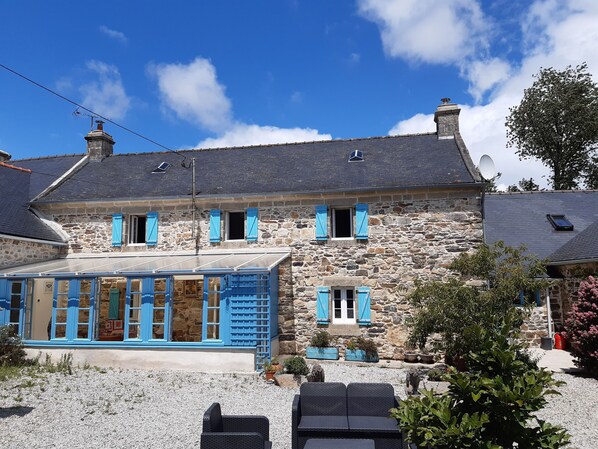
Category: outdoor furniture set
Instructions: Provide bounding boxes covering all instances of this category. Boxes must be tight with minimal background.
[200,382,413,449]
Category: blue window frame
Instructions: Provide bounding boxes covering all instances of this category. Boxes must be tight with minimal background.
[0,280,27,335]
[203,275,230,344]
[51,278,96,341]
[124,277,172,342]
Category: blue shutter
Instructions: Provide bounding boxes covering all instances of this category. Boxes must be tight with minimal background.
[355,203,369,240]
[111,214,123,247]
[246,208,258,241]
[357,287,371,325]
[535,290,541,307]
[315,205,328,241]
[209,209,221,242]
[146,212,158,246]
[108,288,120,320]
[518,290,525,306]
[316,287,330,324]
[0,279,8,326]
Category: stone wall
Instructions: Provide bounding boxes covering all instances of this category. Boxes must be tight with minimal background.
[37,188,483,359]
[0,237,66,268]
[548,263,598,328]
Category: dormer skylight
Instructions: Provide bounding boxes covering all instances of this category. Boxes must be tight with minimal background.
[152,162,171,174]
[348,150,364,162]
[547,214,574,231]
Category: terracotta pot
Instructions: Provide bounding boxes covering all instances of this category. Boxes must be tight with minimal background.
[265,371,276,381]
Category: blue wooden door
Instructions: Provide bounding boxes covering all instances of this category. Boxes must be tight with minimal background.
[202,275,230,344]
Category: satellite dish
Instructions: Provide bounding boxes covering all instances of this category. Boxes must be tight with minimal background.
[478,154,497,180]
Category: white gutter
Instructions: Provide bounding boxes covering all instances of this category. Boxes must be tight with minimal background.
[0,233,68,246]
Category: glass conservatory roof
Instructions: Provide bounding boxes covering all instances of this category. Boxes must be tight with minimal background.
[0,249,290,278]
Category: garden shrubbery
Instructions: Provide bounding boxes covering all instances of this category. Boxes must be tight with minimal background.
[0,324,28,366]
[564,275,598,375]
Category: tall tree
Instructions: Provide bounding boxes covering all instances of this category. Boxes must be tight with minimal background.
[506,63,598,190]
[507,177,541,192]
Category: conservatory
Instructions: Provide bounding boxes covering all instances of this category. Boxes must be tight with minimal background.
[0,249,288,371]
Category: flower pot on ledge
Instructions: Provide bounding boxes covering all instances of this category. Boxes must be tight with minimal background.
[345,348,379,363]
[306,346,339,360]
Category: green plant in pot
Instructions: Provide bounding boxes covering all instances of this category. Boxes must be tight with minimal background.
[263,361,277,381]
[345,336,379,362]
[306,330,339,360]
[403,338,419,363]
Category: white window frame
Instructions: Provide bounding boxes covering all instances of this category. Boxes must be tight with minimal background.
[225,211,246,241]
[332,207,354,239]
[332,287,356,324]
[128,215,147,245]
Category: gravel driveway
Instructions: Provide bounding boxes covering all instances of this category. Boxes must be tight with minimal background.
[1,362,596,448]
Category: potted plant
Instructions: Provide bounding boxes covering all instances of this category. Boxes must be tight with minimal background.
[263,361,277,381]
[418,348,435,364]
[270,357,283,373]
[345,337,379,362]
[403,340,419,363]
[306,330,339,360]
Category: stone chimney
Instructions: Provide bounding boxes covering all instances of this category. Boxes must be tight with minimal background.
[85,120,115,161]
[434,97,460,139]
[0,149,11,162]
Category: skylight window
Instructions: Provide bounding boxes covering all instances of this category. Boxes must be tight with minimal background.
[547,214,574,231]
[348,150,364,162]
[152,162,171,174]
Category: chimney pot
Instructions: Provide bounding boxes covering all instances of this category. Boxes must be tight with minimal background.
[96,120,104,131]
[434,98,460,139]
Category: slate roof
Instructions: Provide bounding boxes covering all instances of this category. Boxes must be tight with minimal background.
[484,191,598,260]
[0,163,64,242]
[33,134,480,203]
[548,219,598,264]
[12,154,86,199]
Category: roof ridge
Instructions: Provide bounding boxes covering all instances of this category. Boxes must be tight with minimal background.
[488,190,598,195]
[0,160,32,173]
[95,132,438,158]
[12,153,85,162]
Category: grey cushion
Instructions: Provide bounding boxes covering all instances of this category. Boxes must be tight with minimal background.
[348,416,400,432]
[347,383,396,417]
[300,382,347,417]
[298,415,349,431]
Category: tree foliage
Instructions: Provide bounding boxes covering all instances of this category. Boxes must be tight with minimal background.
[393,314,571,449]
[507,177,541,192]
[407,242,549,361]
[564,275,598,375]
[506,63,598,190]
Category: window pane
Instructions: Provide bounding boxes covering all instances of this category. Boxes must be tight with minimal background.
[55,310,67,323]
[131,293,141,307]
[11,282,22,294]
[228,212,245,240]
[152,325,164,339]
[208,292,220,308]
[346,289,354,299]
[207,324,219,340]
[154,278,166,293]
[128,324,140,339]
[333,289,341,299]
[334,209,352,238]
[78,310,89,324]
[58,280,69,294]
[153,309,165,324]
[80,280,92,294]
[77,325,89,338]
[54,324,66,338]
[208,308,220,323]
[10,309,20,324]
[56,295,68,308]
[129,308,140,322]
[208,277,220,291]
[154,294,166,308]
[79,294,90,309]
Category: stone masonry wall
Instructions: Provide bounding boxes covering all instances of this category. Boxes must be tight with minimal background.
[37,188,483,359]
[549,263,598,329]
[0,237,66,268]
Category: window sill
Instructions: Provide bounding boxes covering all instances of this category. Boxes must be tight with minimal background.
[328,323,361,336]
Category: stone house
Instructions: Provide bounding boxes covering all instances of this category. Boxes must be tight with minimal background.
[0,101,484,371]
[484,191,598,343]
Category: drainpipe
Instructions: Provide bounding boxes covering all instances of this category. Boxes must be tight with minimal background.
[546,287,553,338]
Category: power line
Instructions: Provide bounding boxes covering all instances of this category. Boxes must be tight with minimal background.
[0,62,187,161]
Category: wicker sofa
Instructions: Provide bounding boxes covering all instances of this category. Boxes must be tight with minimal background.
[292,382,404,449]
[201,402,272,449]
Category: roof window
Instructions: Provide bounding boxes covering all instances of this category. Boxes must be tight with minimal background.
[547,214,574,231]
[152,162,171,174]
[348,150,364,162]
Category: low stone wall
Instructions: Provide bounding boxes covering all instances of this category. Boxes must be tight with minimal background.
[0,237,66,268]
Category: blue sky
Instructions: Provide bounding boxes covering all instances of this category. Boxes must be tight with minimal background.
[1,0,597,189]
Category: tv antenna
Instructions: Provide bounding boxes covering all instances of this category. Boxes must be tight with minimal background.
[72,108,98,130]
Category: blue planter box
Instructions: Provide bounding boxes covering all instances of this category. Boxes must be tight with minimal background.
[345,349,379,363]
[306,346,339,360]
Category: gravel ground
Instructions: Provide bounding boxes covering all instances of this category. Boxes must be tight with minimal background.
[0,362,596,448]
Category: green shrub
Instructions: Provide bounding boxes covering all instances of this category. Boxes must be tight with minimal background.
[392,312,570,449]
[0,325,27,366]
[284,356,309,375]
[310,330,331,348]
[425,368,446,381]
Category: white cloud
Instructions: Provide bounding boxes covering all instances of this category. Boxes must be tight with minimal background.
[197,124,331,149]
[464,58,511,102]
[383,0,598,189]
[357,0,488,65]
[99,25,127,44]
[79,61,131,120]
[151,57,233,132]
[152,57,331,149]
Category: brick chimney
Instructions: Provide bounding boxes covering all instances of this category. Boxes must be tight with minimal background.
[0,149,11,162]
[85,120,115,161]
[434,98,460,139]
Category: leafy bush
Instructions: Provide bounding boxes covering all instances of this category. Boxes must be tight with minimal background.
[310,330,331,348]
[407,242,549,364]
[0,325,27,366]
[284,356,309,375]
[355,337,378,359]
[392,312,570,449]
[425,367,446,381]
[564,275,598,375]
